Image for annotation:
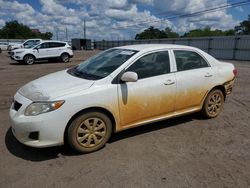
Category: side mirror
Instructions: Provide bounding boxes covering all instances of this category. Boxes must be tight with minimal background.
[121,71,138,82]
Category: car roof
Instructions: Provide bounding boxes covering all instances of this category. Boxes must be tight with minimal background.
[25,39,42,40]
[115,44,198,52]
[41,40,66,43]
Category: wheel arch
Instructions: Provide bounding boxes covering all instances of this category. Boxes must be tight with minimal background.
[201,85,226,109]
[63,106,116,144]
[23,53,36,60]
[60,52,70,57]
[209,85,226,100]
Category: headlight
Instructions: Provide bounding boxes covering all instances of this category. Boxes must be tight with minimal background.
[15,51,24,54]
[25,101,65,116]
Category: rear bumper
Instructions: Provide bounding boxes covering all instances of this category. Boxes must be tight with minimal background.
[224,78,235,95]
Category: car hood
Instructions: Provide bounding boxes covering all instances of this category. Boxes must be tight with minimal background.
[13,48,26,52]
[18,70,94,101]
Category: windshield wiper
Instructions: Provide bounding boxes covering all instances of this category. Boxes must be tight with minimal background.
[72,68,102,80]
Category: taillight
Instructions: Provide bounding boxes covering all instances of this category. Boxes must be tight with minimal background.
[233,68,237,77]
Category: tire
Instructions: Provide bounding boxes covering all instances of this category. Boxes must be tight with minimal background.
[201,89,224,118]
[67,111,112,153]
[24,55,35,65]
[61,53,70,63]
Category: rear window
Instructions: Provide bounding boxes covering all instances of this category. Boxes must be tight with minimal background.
[49,42,66,48]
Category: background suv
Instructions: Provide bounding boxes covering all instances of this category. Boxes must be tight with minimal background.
[8,39,42,51]
[11,41,73,64]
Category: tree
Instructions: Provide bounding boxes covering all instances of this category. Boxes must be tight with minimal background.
[235,15,250,35]
[164,27,179,38]
[183,26,235,37]
[0,20,53,39]
[135,26,178,39]
[135,26,164,39]
[42,32,53,40]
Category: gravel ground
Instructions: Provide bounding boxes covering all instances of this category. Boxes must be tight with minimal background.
[0,50,250,188]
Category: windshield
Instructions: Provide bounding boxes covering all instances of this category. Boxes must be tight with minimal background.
[24,40,41,48]
[68,48,138,80]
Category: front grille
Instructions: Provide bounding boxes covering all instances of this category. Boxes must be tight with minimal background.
[13,100,22,111]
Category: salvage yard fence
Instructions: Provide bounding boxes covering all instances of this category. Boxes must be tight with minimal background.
[1,35,250,60]
[94,35,250,61]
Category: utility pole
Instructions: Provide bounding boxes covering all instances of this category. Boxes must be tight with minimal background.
[84,19,86,39]
[56,29,58,40]
[65,27,68,42]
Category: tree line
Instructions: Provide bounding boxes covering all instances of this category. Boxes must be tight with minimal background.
[0,21,53,40]
[135,15,250,39]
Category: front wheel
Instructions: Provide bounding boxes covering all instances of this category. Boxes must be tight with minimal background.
[202,89,224,118]
[67,111,112,153]
[24,55,35,65]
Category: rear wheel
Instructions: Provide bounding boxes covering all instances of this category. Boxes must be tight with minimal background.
[24,55,35,65]
[61,53,70,63]
[67,111,112,153]
[202,89,224,118]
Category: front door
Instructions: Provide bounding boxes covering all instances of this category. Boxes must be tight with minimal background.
[118,51,176,127]
[34,42,51,59]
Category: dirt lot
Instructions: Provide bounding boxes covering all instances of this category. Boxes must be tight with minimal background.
[0,50,250,188]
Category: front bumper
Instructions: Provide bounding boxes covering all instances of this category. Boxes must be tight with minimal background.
[10,53,22,61]
[9,92,67,148]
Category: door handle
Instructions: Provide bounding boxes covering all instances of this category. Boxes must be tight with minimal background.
[164,80,175,85]
[205,73,213,77]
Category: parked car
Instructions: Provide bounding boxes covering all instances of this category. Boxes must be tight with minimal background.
[0,42,9,51]
[7,42,22,51]
[9,44,236,153]
[10,40,73,64]
[8,39,42,51]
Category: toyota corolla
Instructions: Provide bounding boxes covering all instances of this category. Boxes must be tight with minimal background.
[9,44,237,153]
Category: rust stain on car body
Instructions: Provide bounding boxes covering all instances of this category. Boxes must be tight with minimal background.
[119,93,175,126]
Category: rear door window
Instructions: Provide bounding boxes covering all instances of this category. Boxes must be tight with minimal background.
[49,42,65,48]
[174,50,209,71]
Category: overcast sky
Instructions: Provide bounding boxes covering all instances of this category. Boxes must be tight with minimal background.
[0,0,249,40]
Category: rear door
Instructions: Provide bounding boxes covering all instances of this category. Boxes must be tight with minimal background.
[49,42,65,57]
[118,50,177,127]
[173,50,214,112]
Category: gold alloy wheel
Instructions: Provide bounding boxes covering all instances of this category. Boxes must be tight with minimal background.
[76,117,106,148]
[207,92,223,116]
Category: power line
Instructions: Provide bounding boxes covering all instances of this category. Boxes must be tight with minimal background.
[121,0,239,25]
[113,0,250,30]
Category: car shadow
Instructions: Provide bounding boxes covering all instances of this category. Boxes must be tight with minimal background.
[9,59,68,65]
[108,113,200,143]
[5,113,201,161]
[5,128,79,161]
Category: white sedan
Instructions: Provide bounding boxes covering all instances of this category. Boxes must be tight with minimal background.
[9,44,237,153]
